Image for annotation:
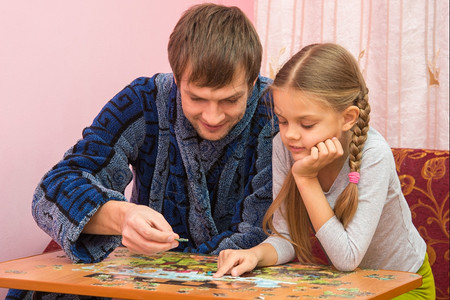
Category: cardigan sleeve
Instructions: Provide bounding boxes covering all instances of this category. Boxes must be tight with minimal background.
[31,77,155,263]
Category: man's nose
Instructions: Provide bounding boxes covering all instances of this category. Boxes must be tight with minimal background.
[203,103,225,125]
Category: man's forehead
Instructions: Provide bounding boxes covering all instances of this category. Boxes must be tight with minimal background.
[182,81,247,100]
[180,65,248,89]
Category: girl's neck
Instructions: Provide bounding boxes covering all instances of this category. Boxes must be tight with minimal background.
[317,154,348,192]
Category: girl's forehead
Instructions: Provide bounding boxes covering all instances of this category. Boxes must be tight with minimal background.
[273,88,331,111]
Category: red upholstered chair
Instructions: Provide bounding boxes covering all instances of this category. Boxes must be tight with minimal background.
[392,148,449,300]
[312,148,449,299]
[43,239,61,253]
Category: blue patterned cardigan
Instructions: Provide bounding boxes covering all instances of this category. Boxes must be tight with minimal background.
[31,73,277,264]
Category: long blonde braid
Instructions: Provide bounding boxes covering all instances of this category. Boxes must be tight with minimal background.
[334,88,371,227]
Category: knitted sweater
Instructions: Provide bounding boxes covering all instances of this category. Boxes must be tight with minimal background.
[31,73,276,264]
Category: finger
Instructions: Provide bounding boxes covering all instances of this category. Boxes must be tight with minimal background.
[214,258,237,277]
[230,263,250,277]
[316,142,328,156]
[144,226,178,243]
[324,138,337,154]
[123,205,176,238]
[310,146,319,159]
[131,216,177,243]
[213,263,235,278]
[122,224,179,253]
[145,209,175,233]
[332,137,344,156]
[214,253,239,278]
[216,251,226,269]
[124,236,179,255]
[122,225,178,247]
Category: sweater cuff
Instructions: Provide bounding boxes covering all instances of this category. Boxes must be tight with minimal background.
[262,235,296,265]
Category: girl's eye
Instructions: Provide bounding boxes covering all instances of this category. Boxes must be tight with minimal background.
[301,123,315,129]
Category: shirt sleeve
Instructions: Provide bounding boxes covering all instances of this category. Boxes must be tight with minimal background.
[31,77,154,263]
[315,138,393,271]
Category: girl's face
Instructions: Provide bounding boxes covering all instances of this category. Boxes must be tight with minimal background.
[273,88,346,161]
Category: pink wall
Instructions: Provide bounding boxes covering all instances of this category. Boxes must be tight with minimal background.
[0,1,254,296]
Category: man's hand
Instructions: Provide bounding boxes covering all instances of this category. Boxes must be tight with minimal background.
[121,204,180,255]
[83,201,179,255]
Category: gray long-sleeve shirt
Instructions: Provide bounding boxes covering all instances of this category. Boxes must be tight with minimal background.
[264,128,426,272]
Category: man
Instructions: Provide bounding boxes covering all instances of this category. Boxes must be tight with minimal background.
[8,3,276,299]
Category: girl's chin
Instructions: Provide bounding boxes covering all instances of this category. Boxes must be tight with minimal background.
[291,152,309,161]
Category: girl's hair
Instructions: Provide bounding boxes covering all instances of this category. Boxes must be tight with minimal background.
[168,3,262,90]
[263,43,371,263]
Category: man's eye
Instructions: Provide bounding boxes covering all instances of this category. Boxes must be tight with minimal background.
[225,98,238,104]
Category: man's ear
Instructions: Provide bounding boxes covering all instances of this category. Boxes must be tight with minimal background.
[342,106,360,131]
[248,77,258,92]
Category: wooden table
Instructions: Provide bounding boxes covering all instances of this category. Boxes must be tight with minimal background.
[0,247,421,299]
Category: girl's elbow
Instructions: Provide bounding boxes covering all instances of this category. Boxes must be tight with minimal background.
[332,261,359,272]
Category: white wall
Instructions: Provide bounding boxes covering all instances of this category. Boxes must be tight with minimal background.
[0,1,254,297]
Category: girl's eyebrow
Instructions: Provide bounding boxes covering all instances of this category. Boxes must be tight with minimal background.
[274,109,316,120]
[273,108,283,116]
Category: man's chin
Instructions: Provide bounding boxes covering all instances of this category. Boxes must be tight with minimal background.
[192,122,234,141]
[198,131,228,141]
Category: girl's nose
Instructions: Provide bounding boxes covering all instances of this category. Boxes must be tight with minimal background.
[285,124,301,140]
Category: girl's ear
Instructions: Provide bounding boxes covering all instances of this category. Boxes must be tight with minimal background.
[341,106,360,131]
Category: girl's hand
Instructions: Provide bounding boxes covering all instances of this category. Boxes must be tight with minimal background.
[213,249,259,278]
[292,137,344,178]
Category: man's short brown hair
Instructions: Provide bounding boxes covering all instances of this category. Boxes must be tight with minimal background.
[168,3,262,89]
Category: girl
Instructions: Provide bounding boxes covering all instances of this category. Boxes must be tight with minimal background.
[214,43,435,299]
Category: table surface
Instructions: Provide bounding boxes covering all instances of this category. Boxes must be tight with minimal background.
[0,247,421,300]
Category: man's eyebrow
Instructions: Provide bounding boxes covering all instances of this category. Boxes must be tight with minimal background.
[184,89,246,101]
[222,90,245,100]
[184,89,202,99]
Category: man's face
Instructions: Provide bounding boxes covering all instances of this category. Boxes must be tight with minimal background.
[178,71,250,141]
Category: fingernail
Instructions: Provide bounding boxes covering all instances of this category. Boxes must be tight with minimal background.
[167,235,174,242]
[171,242,178,248]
